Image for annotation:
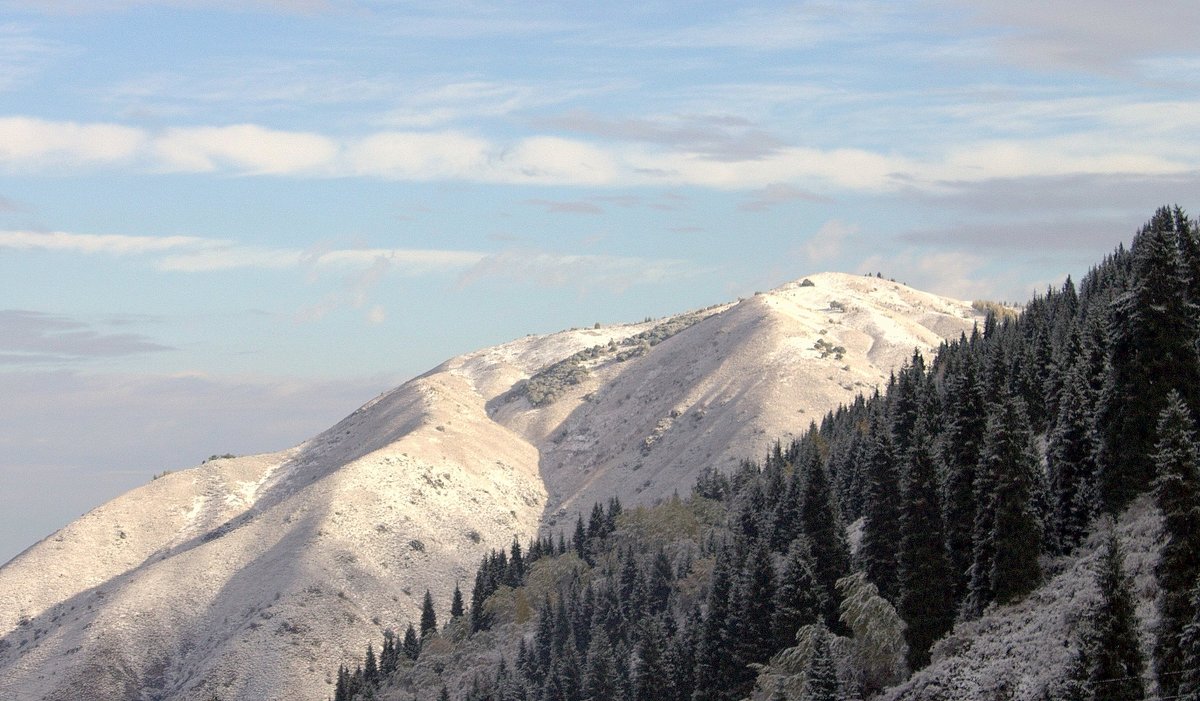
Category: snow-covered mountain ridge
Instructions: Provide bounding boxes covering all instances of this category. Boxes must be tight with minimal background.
[0,272,983,701]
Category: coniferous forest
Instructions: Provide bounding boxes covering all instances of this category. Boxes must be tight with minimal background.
[327,207,1200,701]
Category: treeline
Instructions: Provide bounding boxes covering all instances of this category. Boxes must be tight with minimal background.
[330,206,1200,700]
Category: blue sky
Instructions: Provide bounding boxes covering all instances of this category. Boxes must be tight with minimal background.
[1,0,1198,561]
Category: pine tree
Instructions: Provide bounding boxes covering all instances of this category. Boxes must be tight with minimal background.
[1098,207,1200,513]
[693,543,735,701]
[1178,583,1200,700]
[966,395,1044,616]
[1046,362,1099,554]
[773,536,826,651]
[798,445,850,630]
[363,642,379,687]
[421,589,439,640]
[897,423,954,670]
[729,540,777,694]
[1076,529,1146,701]
[402,623,420,660]
[1152,392,1200,698]
[802,623,842,701]
[439,685,452,701]
[451,582,465,619]
[938,349,987,605]
[859,412,901,602]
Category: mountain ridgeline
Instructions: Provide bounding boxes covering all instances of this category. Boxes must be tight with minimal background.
[330,207,1200,701]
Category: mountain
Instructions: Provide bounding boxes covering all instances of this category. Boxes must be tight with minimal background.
[0,272,983,701]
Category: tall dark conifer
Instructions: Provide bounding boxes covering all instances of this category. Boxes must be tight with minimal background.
[939,346,987,605]
[966,394,1043,616]
[1098,207,1200,513]
[860,411,901,602]
[1152,392,1200,698]
[1046,362,1099,554]
[1079,529,1146,701]
[421,590,439,640]
[897,422,954,670]
[772,536,825,651]
[798,443,850,630]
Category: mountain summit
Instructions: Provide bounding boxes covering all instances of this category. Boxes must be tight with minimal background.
[0,273,982,701]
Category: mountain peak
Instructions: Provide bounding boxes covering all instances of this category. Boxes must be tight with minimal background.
[0,276,983,701]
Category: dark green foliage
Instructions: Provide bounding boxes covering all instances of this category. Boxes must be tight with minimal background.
[1178,584,1200,700]
[402,623,420,661]
[773,537,825,652]
[1079,529,1146,701]
[1046,361,1099,554]
[1098,207,1200,513]
[803,623,842,701]
[421,589,438,639]
[860,412,900,602]
[692,543,735,701]
[966,394,1044,616]
[1152,392,1200,698]
[897,423,954,670]
[939,347,988,606]
[363,642,379,688]
[729,541,777,694]
[798,440,850,630]
[451,582,465,619]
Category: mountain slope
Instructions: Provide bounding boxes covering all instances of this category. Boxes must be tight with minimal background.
[0,273,982,701]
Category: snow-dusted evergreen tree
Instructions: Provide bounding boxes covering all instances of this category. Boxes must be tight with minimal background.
[798,440,851,630]
[583,629,618,701]
[859,410,901,603]
[1152,391,1200,698]
[897,422,954,670]
[966,393,1044,616]
[802,622,842,701]
[1098,207,1200,513]
[421,589,438,639]
[938,343,987,606]
[773,536,826,651]
[1046,361,1099,554]
[732,540,778,674]
[837,571,907,696]
[1178,583,1200,700]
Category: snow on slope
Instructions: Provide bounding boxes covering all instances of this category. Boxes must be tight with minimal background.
[883,496,1162,701]
[0,273,981,701]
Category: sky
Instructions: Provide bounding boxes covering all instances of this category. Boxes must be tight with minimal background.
[1,0,1199,562]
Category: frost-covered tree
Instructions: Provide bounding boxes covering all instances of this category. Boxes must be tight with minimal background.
[837,571,907,696]
[1153,392,1200,698]
[421,589,439,640]
[897,423,953,670]
[1098,207,1200,513]
[1046,362,1099,554]
[859,412,901,603]
[800,447,850,630]
[966,394,1044,616]
[773,537,826,651]
[802,623,842,701]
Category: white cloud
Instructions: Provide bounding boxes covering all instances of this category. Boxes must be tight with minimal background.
[0,229,212,254]
[804,220,857,265]
[346,131,490,179]
[153,124,339,174]
[0,116,144,168]
[457,249,698,293]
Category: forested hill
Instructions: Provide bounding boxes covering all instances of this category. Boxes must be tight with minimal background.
[329,206,1200,701]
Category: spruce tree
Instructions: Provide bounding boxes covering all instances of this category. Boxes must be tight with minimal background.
[802,623,842,701]
[1098,207,1200,513]
[1152,392,1200,698]
[773,536,826,651]
[402,623,420,660]
[859,413,901,603]
[583,628,619,701]
[1046,362,1099,554]
[966,394,1044,615]
[421,589,439,639]
[730,540,777,694]
[897,423,954,670]
[1078,529,1146,701]
[798,446,851,630]
[363,642,379,687]
[1178,583,1200,700]
[693,543,735,701]
[938,349,987,605]
[451,582,465,619]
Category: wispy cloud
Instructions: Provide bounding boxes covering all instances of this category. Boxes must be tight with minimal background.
[0,23,70,92]
[0,229,212,254]
[0,309,174,363]
[942,0,1200,74]
[539,110,785,162]
[523,198,604,215]
[0,116,144,169]
[803,219,857,265]
[738,183,831,211]
[457,249,700,294]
